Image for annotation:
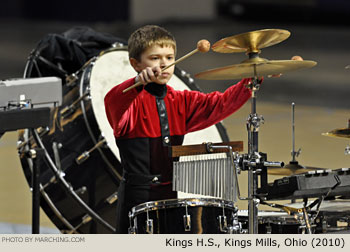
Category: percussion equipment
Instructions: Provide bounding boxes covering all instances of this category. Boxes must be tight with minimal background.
[212,29,291,54]
[195,58,317,80]
[285,200,350,234]
[322,128,350,139]
[18,45,229,233]
[260,168,350,200]
[129,198,240,234]
[195,28,317,233]
[172,141,243,201]
[238,210,305,234]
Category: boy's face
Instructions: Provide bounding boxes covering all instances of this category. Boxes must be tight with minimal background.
[133,44,175,84]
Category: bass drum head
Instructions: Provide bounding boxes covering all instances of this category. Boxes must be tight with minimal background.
[19,46,229,234]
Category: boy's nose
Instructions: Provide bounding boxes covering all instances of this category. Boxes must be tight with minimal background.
[160,59,166,67]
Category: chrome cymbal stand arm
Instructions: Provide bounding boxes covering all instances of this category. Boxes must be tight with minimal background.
[291,102,301,161]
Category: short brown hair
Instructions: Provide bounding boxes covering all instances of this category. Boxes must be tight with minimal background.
[128,25,176,61]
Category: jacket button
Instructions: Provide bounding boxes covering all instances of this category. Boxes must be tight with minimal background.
[164,136,170,143]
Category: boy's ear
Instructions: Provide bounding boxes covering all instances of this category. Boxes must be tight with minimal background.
[129,58,141,72]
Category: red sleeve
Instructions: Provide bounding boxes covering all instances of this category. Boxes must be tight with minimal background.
[184,78,252,133]
[104,77,142,137]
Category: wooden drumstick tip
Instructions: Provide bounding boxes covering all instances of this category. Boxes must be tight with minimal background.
[197,39,210,53]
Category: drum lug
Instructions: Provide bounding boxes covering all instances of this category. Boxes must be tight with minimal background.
[145,209,154,234]
[146,219,154,234]
[128,212,137,234]
[60,92,89,119]
[76,138,106,164]
[67,214,92,234]
[265,223,272,234]
[183,214,191,232]
[105,191,118,204]
[219,215,228,233]
[183,205,191,232]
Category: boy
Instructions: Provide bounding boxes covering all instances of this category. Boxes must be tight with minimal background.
[104,25,253,233]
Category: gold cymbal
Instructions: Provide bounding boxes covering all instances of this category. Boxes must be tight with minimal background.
[195,57,317,80]
[268,162,327,176]
[322,128,350,139]
[212,29,291,54]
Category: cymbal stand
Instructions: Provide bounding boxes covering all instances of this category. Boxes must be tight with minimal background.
[289,102,302,164]
[245,58,264,234]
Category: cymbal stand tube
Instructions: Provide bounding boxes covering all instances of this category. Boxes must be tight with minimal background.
[247,63,261,234]
[292,103,296,161]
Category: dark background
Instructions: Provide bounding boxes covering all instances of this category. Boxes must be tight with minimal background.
[1,0,350,108]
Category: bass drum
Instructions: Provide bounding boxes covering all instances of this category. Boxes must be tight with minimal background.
[18,45,229,234]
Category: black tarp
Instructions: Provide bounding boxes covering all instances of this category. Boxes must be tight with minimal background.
[26,26,126,82]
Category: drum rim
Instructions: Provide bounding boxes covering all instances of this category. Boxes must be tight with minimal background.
[130,198,236,216]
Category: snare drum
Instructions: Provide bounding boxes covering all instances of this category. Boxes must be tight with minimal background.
[19,43,229,233]
[129,198,239,234]
[238,210,305,234]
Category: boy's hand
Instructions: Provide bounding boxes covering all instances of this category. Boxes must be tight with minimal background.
[269,55,304,78]
[136,66,165,85]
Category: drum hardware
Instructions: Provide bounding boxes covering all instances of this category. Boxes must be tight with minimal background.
[268,102,327,176]
[60,92,89,118]
[39,183,76,234]
[78,64,122,182]
[52,141,62,171]
[218,205,228,232]
[105,191,118,205]
[41,173,62,190]
[65,57,97,87]
[76,138,107,164]
[146,210,154,234]
[17,126,50,150]
[66,214,92,234]
[123,39,211,93]
[74,186,87,195]
[195,29,317,233]
[31,129,116,233]
[21,130,76,233]
[183,205,191,232]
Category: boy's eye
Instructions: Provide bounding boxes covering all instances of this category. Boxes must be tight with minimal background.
[150,56,159,60]
[167,56,174,60]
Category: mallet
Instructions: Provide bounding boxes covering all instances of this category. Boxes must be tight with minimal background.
[123,39,210,93]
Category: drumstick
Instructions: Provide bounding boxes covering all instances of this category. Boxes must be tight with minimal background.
[122,39,210,93]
